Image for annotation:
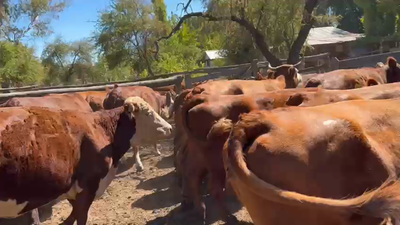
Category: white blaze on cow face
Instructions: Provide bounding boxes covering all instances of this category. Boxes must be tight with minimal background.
[0,199,28,218]
[124,97,172,146]
[323,120,338,126]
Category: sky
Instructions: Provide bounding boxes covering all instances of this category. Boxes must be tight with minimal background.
[20,0,204,58]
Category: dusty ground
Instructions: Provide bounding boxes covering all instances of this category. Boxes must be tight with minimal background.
[0,140,252,225]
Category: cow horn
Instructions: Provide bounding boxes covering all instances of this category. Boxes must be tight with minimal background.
[268,62,278,70]
[293,60,302,68]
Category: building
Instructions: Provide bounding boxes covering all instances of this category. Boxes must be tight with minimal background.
[204,50,227,67]
[305,26,364,59]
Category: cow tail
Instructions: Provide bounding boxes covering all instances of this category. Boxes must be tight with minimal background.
[180,94,209,145]
[224,111,400,220]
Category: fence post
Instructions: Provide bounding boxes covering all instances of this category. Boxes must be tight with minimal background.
[174,75,183,94]
[330,57,340,70]
[251,59,258,78]
[184,73,193,89]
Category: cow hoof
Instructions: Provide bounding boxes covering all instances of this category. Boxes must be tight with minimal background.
[136,165,144,172]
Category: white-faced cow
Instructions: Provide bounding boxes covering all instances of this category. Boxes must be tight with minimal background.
[0,96,172,225]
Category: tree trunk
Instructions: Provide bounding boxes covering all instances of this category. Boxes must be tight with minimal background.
[287,0,319,64]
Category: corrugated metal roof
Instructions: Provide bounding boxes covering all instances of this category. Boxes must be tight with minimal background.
[307,26,364,46]
[205,50,227,60]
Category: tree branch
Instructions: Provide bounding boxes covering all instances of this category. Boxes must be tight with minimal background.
[287,0,319,64]
[177,0,193,15]
[154,12,281,65]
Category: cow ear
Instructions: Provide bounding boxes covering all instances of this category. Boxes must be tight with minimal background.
[376,62,385,68]
[387,57,397,69]
[286,93,304,106]
[367,78,379,86]
[256,72,264,80]
[132,103,140,113]
[266,70,275,79]
[123,103,130,113]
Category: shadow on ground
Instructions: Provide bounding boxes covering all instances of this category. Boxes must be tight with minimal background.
[133,169,246,225]
[155,154,174,170]
[0,203,54,225]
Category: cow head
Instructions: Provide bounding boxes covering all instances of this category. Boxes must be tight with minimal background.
[160,92,175,119]
[124,96,172,146]
[266,61,302,88]
[385,57,400,83]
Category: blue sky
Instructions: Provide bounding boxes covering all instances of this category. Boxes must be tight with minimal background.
[21,0,204,57]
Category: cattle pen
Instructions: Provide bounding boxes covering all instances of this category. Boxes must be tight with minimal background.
[0,50,400,225]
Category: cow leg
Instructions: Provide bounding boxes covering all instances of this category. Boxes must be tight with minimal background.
[182,160,207,224]
[154,143,161,156]
[62,200,76,225]
[188,176,207,224]
[63,188,96,225]
[31,208,40,225]
[133,146,144,172]
[209,176,238,224]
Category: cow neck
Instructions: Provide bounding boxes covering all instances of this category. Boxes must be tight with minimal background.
[96,106,135,166]
[97,107,124,143]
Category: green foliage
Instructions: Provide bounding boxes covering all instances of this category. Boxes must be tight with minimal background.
[88,56,132,82]
[41,36,94,85]
[202,0,306,62]
[316,0,364,33]
[355,0,400,37]
[0,0,68,43]
[154,22,204,73]
[0,41,44,85]
[95,0,164,76]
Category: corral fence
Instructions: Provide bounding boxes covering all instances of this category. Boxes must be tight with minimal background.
[0,51,399,102]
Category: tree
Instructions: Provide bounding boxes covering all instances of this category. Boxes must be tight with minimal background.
[41,37,94,85]
[316,0,364,33]
[154,22,204,73]
[355,0,400,37]
[0,41,44,86]
[0,0,9,26]
[156,0,321,66]
[95,0,168,77]
[0,0,68,44]
[89,56,132,82]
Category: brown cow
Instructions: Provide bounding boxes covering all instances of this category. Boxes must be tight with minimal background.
[303,57,400,89]
[103,85,174,171]
[222,99,400,225]
[179,88,321,223]
[0,97,172,225]
[187,76,286,98]
[180,82,400,223]
[172,76,289,183]
[257,62,302,88]
[76,91,109,111]
[286,82,400,107]
[0,93,93,112]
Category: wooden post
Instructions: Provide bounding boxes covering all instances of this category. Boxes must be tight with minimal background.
[174,75,183,94]
[184,73,193,89]
[251,59,258,78]
[330,57,340,70]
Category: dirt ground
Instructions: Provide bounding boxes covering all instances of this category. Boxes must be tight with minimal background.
[0,140,253,225]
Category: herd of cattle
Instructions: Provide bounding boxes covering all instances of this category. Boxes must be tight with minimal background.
[0,57,400,225]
